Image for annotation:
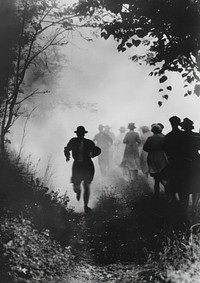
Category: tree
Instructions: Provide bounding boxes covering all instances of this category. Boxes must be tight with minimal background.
[0,0,82,157]
[75,0,200,103]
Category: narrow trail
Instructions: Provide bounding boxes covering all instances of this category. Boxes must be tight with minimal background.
[63,260,149,283]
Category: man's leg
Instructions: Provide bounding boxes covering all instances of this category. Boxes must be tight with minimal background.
[154,176,160,198]
[83,181,92,213]
[73,183,81,201]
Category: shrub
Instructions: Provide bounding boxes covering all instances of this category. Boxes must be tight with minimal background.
[0,153,76,246]
[83,176,192,264]
[0,215,74,283]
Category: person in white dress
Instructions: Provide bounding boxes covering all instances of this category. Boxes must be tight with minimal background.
[113,126,126,167]
[120,123,141,180]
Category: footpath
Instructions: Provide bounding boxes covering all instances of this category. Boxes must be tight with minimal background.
[63,261,152,283]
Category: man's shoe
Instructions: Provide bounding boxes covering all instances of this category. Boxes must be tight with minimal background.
[84,206,92,213]
[76,190,81,201]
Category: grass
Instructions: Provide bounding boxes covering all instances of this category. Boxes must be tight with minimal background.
[0,152,79,282]
[1,152,200,282]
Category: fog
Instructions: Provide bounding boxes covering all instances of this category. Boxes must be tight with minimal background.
[10,33,200,211]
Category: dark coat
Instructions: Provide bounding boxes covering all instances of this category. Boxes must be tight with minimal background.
[64,137,101,161]
[64,137,101,184]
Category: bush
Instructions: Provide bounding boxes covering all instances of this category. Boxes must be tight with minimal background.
[0,153,76,245]
[83,176,192,264]
[0,215,73,283]
[0,152,79,282]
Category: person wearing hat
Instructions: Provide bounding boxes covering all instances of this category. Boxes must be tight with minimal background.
[113,126,126,167]
[179,118,200,208]
[164,116,183,158]
[143,124,168,197]
[162,116,184,202]
[64,126,101,213]
[120,123,141,180]
[139,126,153,178]
[93,124,113,175]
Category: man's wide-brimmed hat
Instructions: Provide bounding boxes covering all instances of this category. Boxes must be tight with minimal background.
[128,123,136,130]
[74,125,88,133]
[180,118,194,129]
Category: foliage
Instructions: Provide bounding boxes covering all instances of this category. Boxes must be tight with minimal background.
[0,215,73,283]
[81,176,193,265]
[75,0,200,103]
[0,152,78,245]
[0,152,82,282]
[0,0,83,155]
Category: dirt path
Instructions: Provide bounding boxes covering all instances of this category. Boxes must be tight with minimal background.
[63,261,149,283]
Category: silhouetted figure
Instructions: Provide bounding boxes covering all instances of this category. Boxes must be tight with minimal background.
[120,123,141,180]
[104,125,116,142]
[143,124,168,197]
[139,126,152,178]
[64,126,101,213]
[104,125,116,168]
[179,118,200,209]
[93,124,113,175]
[113,126,126,167]
[164,116,182,158]
[163,116,184,202]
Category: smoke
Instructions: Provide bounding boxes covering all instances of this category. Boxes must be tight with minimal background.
[10,30,200,212]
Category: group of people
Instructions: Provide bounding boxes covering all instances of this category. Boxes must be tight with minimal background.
[64,116,200,212]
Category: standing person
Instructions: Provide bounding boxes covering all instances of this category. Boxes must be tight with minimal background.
[143,124,168,197]
[163,116,184,202]
[104,125,116,169]
[64,126,101,213]
[179,118,200,209]
[120,123,141,180]
[104,125,116,142]
[139,126,152,178]
[113,126,126,167]
[93,124,113,176]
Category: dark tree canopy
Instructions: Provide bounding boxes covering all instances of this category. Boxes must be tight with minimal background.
[76,0,200,100]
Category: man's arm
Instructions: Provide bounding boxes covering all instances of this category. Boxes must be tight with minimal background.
[64,139,73,162]
[90,140,101,158]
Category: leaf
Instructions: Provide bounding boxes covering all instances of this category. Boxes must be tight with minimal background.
[126,42,132,48]
[132,39,141,47]
[194,84,200,96]
[166,86,172,91]
[186,76,194,83]
[162,95,168,100]
[101,32,109,40]
[158,101,162,107]
[159,75,168,83]
[178,68,183,72]
[135,40,141,47]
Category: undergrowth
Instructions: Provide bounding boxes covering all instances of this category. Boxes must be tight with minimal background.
[0,152,78,282]
[1,151,200,283]
[81,175,200,282]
